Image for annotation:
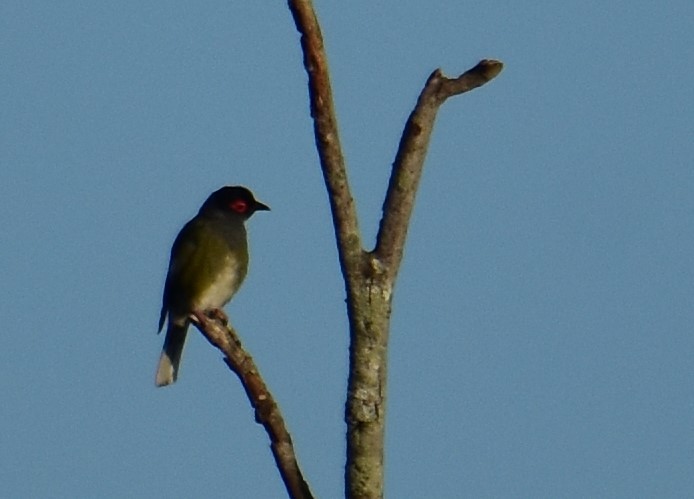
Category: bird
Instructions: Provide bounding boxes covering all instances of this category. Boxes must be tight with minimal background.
[155,185,270,387]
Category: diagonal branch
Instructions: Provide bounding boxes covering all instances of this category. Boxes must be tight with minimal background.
[286,0,365,282]
[374,60,503,280]
[190,312,314,499]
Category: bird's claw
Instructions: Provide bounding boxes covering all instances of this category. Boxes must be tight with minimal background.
[207,308,229,325]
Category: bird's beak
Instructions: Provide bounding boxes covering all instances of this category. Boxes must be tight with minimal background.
[254,200,271,211]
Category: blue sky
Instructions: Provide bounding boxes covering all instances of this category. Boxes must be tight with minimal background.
[2,1,693,497]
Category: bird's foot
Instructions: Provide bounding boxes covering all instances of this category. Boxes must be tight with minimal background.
[207,308,229,325]
[189,310,205,325]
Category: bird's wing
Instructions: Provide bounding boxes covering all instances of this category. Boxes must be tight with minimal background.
[158,217,202,332]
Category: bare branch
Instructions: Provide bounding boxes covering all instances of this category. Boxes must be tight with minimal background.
[287,0,365,281]
[190,312,314,499]
[435,59,504,99]
[284,4,503,498]
[375,60,503,279]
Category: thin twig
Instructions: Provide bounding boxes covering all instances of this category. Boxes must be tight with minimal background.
[190,311,314,499]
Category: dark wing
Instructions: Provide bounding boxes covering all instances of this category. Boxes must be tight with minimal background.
[158,217,200,332]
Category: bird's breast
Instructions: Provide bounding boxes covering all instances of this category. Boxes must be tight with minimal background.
[194,254,247,310]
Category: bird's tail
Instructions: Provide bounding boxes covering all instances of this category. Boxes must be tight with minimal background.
[155,322,189,387]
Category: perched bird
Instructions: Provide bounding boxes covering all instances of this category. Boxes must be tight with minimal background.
[156,186,270,387]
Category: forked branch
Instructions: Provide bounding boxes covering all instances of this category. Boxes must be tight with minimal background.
[285,2,503,499]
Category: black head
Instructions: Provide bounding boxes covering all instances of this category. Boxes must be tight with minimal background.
[199,186,270,219]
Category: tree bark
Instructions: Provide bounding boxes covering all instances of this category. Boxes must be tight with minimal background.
[191,311,314,499]
[286,2,503,498]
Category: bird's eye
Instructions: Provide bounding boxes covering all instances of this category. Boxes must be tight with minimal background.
[230,199,248,213]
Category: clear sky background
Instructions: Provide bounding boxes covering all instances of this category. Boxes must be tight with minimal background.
[2,1,693,498]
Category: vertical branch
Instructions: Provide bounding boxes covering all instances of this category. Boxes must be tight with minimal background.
[286,0,364,283]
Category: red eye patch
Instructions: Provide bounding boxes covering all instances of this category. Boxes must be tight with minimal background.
[230,199,248,213]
